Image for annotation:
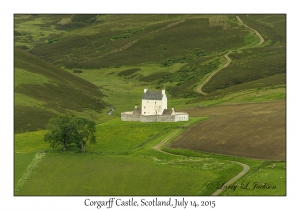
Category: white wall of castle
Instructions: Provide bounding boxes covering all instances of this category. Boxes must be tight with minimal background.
[142,99,163,115]
[141,90,167,116]
[161,93,167,111]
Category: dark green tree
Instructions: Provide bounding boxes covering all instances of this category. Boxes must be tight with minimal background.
[73,117,96,153]
[44,115,75,152]
[44,115,96,152]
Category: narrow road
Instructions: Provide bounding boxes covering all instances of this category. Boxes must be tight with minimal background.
[236,16,264,47]
[211,161,249,196]
[153,124,250,196]
[197,51,232,95]
[197,15,265,95]
[153,122,190,156]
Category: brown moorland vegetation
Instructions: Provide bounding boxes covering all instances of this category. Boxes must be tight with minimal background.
[170,100,286,160]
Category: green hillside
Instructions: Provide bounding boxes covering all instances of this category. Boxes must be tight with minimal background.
[14,14,285,106]
[14,47,106,133]
[202,14,286,94]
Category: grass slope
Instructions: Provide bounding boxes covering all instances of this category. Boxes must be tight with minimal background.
[14,153,36,189]
[220,161,286,196]
[14,47,106,133]
[16,153,240,196]
[202,14,286,94]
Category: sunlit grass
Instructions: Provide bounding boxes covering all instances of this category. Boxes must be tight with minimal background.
[14,68,51,87]
[221,161,286,196]
[16,153,241,196]
[15,130,49,153]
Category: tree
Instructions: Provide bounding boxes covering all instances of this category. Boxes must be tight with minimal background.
[44,115,96,152]
[44,115,75,152]
[73,117,96,153]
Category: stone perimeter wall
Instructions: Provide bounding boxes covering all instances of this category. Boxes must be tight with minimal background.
[121,113,176,122]
[121,113,140,121]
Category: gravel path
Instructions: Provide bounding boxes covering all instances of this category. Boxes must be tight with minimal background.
[153,122,190,156]
[236,16,264,47]
[211,161,249,196]
[197,15,265,95]
[197,51,232,95]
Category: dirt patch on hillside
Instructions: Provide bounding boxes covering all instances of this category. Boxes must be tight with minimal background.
[171,100,286,160]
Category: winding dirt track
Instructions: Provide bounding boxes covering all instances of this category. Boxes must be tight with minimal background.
[152,123,250,196]
[211,161,249,196]
[236,16,264,47]
[197,51,232,95]
[197,16,265,95]
[153,122,190,156]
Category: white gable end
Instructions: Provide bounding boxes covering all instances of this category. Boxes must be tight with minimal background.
[141,89,167,116]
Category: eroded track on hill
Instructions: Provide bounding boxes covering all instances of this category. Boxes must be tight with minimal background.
[99,20,185,59]
[197,15,265,95]
[236,16,264,47]
[197,51,232,95]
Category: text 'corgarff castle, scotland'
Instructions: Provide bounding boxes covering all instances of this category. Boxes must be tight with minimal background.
[121,88,188,122]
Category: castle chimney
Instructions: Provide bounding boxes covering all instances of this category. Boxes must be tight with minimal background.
[144,88,148,93]
[162,89,165,95]
[171,108,175,115]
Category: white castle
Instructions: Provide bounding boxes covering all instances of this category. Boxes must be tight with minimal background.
[121,88,188,122]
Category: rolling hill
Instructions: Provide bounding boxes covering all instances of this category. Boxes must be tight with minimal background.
[14,47,106,133]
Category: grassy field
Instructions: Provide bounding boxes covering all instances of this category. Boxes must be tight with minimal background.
[220,161,286,196]
[87,119,187,154]
[15,117,244,196]
[14,113,286,196]
[14,14,286,196]
[161,148,286,196]
[15,130,49,153]
[14,153,36,189]
[15,153,241,196]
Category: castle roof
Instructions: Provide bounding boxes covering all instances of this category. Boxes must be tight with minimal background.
[142,90,163,100]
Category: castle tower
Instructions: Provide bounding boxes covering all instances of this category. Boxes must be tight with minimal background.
[141,89,167,115]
